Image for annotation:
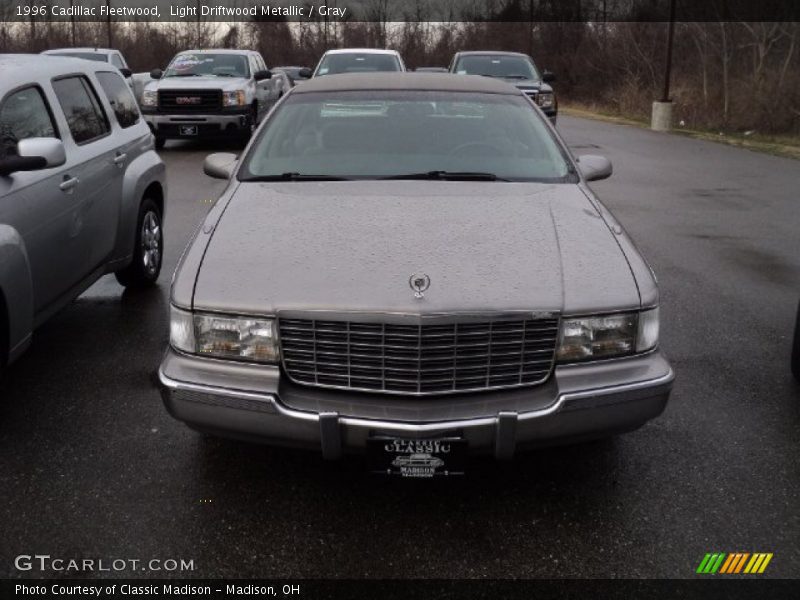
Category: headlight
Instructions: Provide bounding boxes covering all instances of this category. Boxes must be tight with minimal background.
[169,306,279,363]
[142,90,157,107]
[537,92,555,109]
[223,90,246,107]
[557,310,657,362]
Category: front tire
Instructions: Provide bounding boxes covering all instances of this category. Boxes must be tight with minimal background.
[154,136,166,150]
[115,198,163,289]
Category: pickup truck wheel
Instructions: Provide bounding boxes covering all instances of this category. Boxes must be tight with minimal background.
[792,299,800,382]
[154,136,166,150]
[243,105,258,141]
[115,198,163,288]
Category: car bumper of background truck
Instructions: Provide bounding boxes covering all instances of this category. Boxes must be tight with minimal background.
[158,347,674,459]
[144,111,250,138]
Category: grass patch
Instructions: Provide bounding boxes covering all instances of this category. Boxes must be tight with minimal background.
[561,104,800,161]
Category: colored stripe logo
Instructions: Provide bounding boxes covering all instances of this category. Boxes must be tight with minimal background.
[696,553,773,574]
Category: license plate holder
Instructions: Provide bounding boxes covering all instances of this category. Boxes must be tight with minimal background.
[178,125,198,136]
[367,436,466,478]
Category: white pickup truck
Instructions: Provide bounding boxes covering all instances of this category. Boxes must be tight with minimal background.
[140,49,288,148]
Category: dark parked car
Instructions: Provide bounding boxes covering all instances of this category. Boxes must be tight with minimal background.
[449,51,557,123]
[159,73,672,476]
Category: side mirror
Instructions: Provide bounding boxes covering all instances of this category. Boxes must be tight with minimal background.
[119,67,133,78]
[542,70,556,83]
[203,152,238,180]
[577,155,612,182]
[0,137,66,176]
[298,67,313,79]
[254,70,272,81]
[150,68,163,79]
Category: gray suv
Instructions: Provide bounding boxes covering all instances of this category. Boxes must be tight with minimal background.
[141,49,277,148]
[0,55,166,372]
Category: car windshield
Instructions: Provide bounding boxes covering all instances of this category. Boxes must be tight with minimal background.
[455,55,540,80]
[316,53,401,76]
[50,52,109,62]
[164,53,249,78]
[239,91,572,182]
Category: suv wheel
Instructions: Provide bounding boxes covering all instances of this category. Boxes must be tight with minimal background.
[115,198,163,288]
[154,136,166,150]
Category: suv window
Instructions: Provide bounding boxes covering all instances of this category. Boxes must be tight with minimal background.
[0,86,58,160]
[111,54,124,69]
[52,76,110,144]
[96,71,139,128]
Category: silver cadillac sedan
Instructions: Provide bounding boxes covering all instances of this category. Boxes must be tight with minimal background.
[159,73,673,475]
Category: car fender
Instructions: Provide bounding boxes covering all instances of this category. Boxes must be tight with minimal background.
[0,225,34,364]
[113,146,167,264]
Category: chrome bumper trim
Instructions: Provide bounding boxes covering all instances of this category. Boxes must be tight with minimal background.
[158,366,674,433]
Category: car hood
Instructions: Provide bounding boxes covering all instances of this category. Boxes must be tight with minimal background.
[144,76,249,92]
[191,181,640,316]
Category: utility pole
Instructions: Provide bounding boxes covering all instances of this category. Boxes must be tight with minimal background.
[651,0,676,131]
[660,0,677,102]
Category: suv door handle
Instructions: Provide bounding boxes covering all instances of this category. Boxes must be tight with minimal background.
[59,175,79,192]
[113,152,127,166]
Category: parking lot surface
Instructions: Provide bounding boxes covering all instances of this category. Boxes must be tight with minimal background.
[1,116,799,578]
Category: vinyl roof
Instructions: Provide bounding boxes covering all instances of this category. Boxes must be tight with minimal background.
[293,72,521,95]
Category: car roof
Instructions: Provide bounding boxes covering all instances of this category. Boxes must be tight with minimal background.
[175,49,258,55]
[455,51,530,58]
[322,48,400,56]
[1,54,110,88]
[292,72,521,95]
[43,47,114,54]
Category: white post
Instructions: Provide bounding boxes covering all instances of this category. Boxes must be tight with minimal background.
[651,101,673,132]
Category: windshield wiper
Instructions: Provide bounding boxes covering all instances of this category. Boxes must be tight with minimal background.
[215,73,239,77]
[167,73,200,77]
[241,172,351,182]
[380,171,507,181]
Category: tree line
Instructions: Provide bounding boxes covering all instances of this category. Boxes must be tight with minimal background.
[1,16,798,134]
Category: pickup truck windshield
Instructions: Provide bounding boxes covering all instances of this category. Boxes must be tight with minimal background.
[240,90,572,182]
[454,55,540,80]
[164,53,249,78]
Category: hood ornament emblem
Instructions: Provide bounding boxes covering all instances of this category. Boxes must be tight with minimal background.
[409,273,430,299]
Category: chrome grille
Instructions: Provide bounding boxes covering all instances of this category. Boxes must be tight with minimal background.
[158,89,222,113]
[279,316,559,395]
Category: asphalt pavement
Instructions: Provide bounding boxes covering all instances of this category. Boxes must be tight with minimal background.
[1,116,799,579]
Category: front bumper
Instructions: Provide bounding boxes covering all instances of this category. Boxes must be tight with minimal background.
[144,110,250,138]
[158,347,674,459]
